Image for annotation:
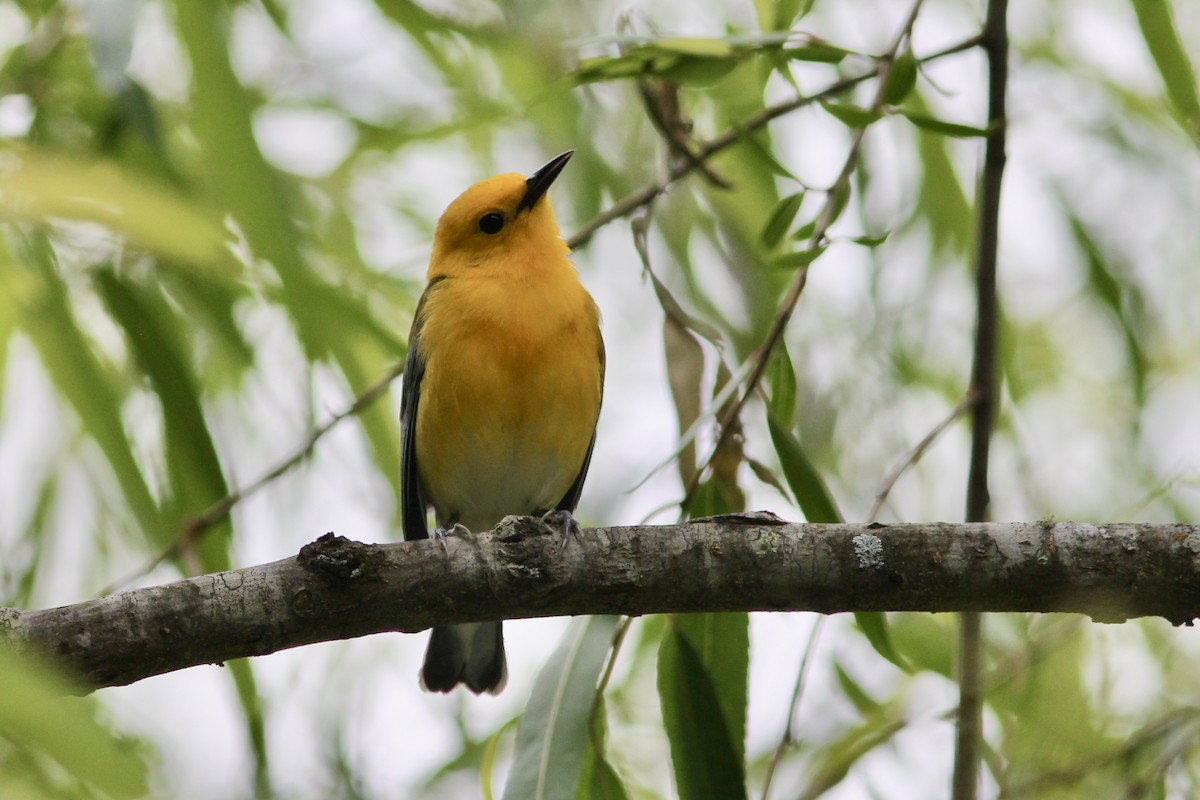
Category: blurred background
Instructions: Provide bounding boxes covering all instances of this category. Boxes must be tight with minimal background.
[1,0,1199,797]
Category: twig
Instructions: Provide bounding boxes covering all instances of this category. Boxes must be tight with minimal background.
[998,708,1200,798]
[639,78,732,188]
[963,0,1008,541]
[953,0,1009,797]
[100,361,407,595]
[586,616,634,750]
[760,617,825,800]
[565,33,981,252]
[867,389,982,522]
[679,0,929,512]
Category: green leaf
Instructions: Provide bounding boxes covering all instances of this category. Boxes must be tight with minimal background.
[761,191,806,249]
[650,264,725,347]
[504,616,620,800]
[896,109,990,138]
[655,38,736,58]
[767,415,841,523]
[156,266,255,386]
[663,317,705,490]
[767,343,798,425]
[10,475,57,609]
[686,478,736,518]
[833,661,882,714]
[733,125,801,181]
[1066,212,1147,403]
[480,717,519,800]
[910,92,973,256]
[576,40,742,86]
[170,0,334,359]
[0,147,227,267]
[677,614,748,755]
[573,697,631,800]
[575,54,651,82]
[0,649,150,798]
[658,616,748,800]
[882,51,918,105]
[481,730,501,800]
[855,612,911,673]
[782,43,850,64]
[661,55,741,86]
[228,659,270,798]
[758,0,815,31]
[791,217,818,242]
[15,233,161,535]
[848,232,890,248]
[1130,0,1200,139]
[821,101,883,128]
[575,745,631,800]
[746,455,792,498]
[95,270,232,561]
[789,182,850,243]
[889,613,955,677]
[798,714,907,798]
[770,245,828,270]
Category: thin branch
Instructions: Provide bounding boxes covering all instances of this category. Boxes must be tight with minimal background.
[4,518,1199,694]
[954,0,1010,798]
[101,361,407,595]
[955,613,985,799]
[680,0,929,511]
[998,708,1200,798]
[586,615,634,750]
[964,0,1009,535]
[867,389,982,522]
[760,617,825,800]
[565,32,981,252]
[638,78,732,189]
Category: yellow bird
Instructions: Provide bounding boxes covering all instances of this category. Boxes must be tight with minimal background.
[400,151,604,694]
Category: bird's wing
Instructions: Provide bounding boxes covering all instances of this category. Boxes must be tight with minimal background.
[400,277,446,541]
[554,430,597,514]
[554,331,606,514]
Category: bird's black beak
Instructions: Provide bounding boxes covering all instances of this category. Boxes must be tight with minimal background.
[518,150,573,213]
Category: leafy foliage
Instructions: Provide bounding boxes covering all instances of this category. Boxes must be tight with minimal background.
[1,0,1198,798]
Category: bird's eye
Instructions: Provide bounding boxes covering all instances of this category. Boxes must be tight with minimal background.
[479,213,505,234]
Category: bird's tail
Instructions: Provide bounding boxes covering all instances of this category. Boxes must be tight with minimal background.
[420,622,507,695]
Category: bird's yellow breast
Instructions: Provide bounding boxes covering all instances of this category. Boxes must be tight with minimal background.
[414,268,602,532]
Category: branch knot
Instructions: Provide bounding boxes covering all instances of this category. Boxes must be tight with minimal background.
[297,533,387,583]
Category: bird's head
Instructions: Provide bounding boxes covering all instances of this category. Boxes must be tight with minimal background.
[428,151,574,278]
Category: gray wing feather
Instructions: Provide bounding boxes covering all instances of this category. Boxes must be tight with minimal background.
[554,332,605,513]
[400,278,445,541]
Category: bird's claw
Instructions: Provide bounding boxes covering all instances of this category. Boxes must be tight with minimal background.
[432,523,470,555]
[541,509,582,550]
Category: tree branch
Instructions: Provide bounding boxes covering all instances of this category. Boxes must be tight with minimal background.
[955,0,1010,795]
[2,517,1198,694]
[565,33,982,251]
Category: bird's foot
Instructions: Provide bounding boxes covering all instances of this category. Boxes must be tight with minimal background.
[432,523,470,555]
[541,509,583,549]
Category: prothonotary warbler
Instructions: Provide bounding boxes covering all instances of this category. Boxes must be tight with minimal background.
[400,151,604,694]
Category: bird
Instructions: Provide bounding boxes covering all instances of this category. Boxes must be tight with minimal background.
[399,151,605,694]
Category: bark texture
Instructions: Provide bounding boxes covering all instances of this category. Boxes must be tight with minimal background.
[2,515,1198,692]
